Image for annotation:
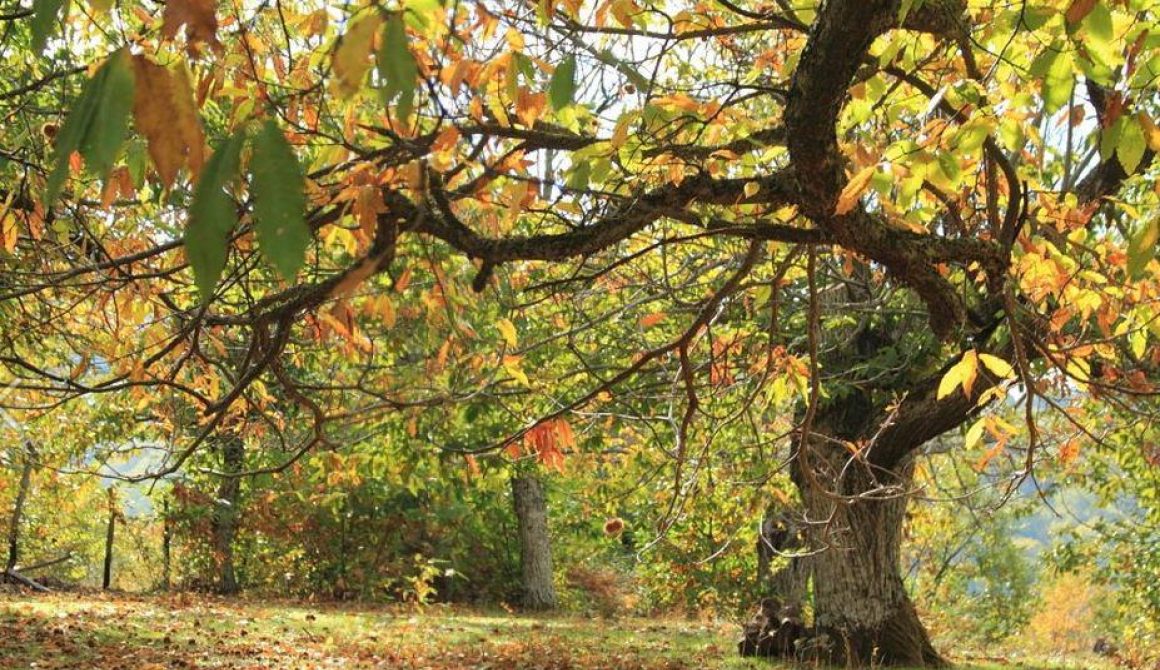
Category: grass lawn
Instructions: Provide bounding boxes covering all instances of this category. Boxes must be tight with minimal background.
[0,593,1114,669]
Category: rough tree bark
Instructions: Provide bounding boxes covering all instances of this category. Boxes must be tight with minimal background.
[511,474,557,610]
[794,436,942,667]
[211,436,245,595]
[743,407,948,666]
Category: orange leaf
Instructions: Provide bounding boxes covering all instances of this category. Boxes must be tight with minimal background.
[639,312,665,329]
[330,256,380,300]
[431,125,461,153]
[835,165,876,215]
[522,418,572,472]
[394,266,412,292]
[515,89,547,128]
[353,185,383,239]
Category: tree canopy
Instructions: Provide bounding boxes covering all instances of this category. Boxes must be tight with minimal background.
[0,0,1158,665]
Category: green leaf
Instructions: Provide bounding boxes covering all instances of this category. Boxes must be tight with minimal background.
[44,82,100,208]
[377,13,419,121]
[955,118,993,154]
[1042,49,1075,114]
[1127,218,1159,279]
[898,0,926,23]
[1083,2,1113,43]
[1021,5,1054,30]
[1117,116,1147,175]
[43,49,134,208]
[31,0,68,53]
[566,160,590,190]
[936,151,962,190]
[251,120,308,283]
[80,50,134,178]
[548,56,576,111]
[185,130,245,302]
[1100,115,1124,162]
[596,49,648,91]
[1079,3,1118,74]
[402,0,442,32]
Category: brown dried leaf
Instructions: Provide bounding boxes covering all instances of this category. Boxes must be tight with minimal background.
[131,56,206,188]
[1064,0,1097,24]
[162,0,221,50]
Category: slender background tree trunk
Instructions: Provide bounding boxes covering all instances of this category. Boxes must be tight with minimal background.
[102,486,117,590]
[511,474,557,610]
[5,440,34,574]
[211,436,244,595]
[161,498,172,591]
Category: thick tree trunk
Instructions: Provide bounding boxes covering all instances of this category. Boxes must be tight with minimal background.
[796,447,943,667]
[511,474,557,610]
[743,397,946,667]
[211,436,244,595]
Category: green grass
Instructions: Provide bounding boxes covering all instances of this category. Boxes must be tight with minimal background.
[0,593,1116,669]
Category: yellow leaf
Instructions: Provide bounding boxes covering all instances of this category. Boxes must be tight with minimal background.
[743,181,760,199]
[1139,113,1160,152]
[333,13,383,97]
[964,418,985,450]
[131,56,206,188]
[937,349,979,400]
[959,350,979,397]
[0,211,17,254]
[835,165,876,215]
[610,117,630,149]
[503,354,530,386]
[496,318,518,347]
[978,353,1015,379]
